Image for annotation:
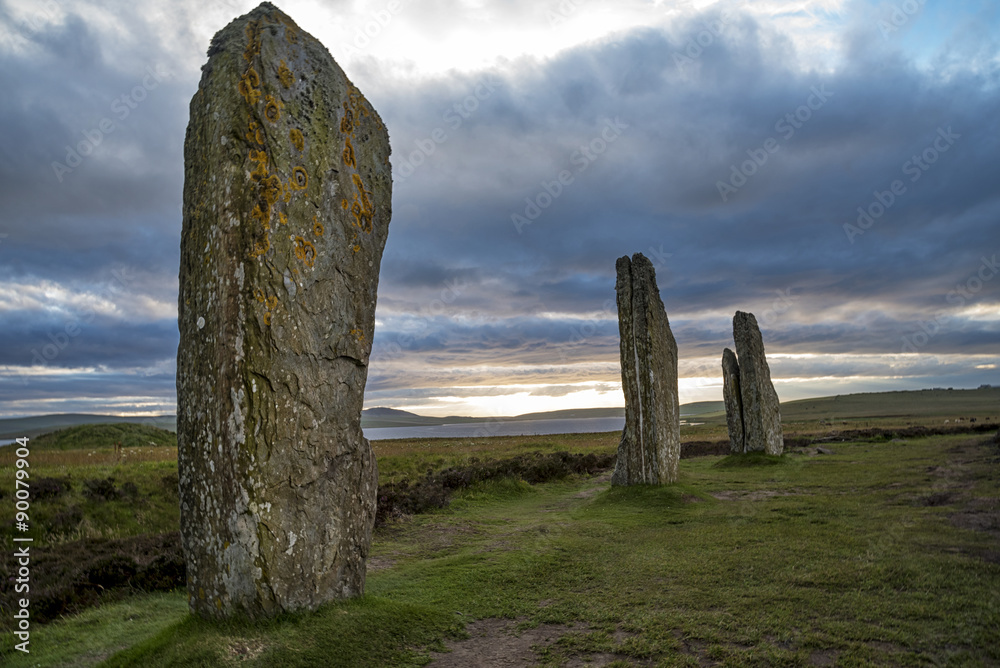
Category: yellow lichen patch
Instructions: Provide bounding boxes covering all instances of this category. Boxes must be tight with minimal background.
[250,235,270,259]
[245,122,264,146]
[347,85,369,126]
[350,328,365,342]
[264,94,283,123]
[251,202,271,230]
[341,199,348,210]
[289,128,304,152]
[312,215,324,237]
[342,136,356,168]
[279,212,288,226]
[285,24,299,44]
[294,236,316,267]
[238,67,261,105]
[216,598,223,610]
[350,173,374,233]
[353,244,361,253]
[278,60,294,89]
[254,291,279,325]
[243,21,262,62]
[262,174,283,206]
[249,149,269,181]
[288,166,308,191]
[340,102,354,134]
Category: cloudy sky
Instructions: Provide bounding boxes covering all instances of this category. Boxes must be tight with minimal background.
[1,0,998,418]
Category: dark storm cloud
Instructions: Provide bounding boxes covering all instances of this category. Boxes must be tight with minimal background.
[368,6,1000,388]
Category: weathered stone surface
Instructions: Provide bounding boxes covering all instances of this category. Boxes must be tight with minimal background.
[176,2,390,618]
[612,253,680,485]
[732,311,783,455]
[722,347,744,453]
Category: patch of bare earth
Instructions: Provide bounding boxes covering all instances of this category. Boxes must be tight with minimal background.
[427,618,573,667]
[944,436,1000,564]
[572,472,612,499]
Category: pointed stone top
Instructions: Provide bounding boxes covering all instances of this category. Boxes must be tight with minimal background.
[734,310,759,330]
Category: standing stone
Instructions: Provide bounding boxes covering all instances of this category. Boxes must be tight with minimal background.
[721,347,744,453]
[612,253,680,485]
[176,2,391,618]
[732,311,783,455]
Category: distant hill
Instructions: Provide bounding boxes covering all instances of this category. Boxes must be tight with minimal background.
[2,388,996,440]
[0,414,176,440]
[779,387,1000,422]
[26,423,177,451]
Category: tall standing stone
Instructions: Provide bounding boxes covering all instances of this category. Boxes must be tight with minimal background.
[722,347,744,453]
[612,253,680,485]
[732,311,783,455]
[176,2,391,618]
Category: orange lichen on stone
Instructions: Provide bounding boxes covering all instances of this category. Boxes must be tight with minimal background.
[289,128,304,152]
[245,122,264,146]
[341,199,348,210]
[339,102,354,134]
[264,94,283,123]
[262,174,282,205]
[342,136,356,168]
[254,290,279,325]
[294,236,316,267]
[352,244,361,253]
[284,24,299,44]
[350,328,365,342]
[288,166,308,190]
[249,149,269,180]
[350,173,374,233]
[243,20,262,62]
[251,202,270,230]
[250,234,270,258]
[313,215,324,237]
[238,67,261,105]
[279,212,288,226]
[278,60,294,89]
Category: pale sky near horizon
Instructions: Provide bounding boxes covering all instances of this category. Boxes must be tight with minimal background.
[0,0,998,418]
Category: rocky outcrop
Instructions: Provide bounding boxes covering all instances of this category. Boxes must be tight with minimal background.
[176,2,391,618]
[612,253,680,485]
[722,347,744,453]
[727,311,783,455]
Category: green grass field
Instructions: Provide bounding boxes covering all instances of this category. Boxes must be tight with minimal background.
[0,390,998,666]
